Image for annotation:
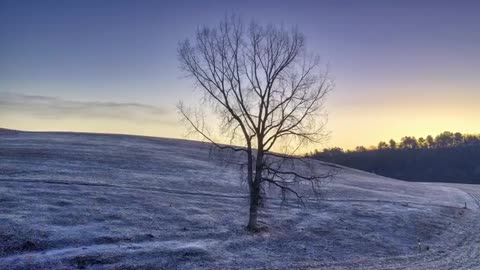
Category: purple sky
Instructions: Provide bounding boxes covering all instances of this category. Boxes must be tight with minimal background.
[1,0,479,149]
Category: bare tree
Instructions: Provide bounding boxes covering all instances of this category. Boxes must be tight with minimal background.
[178,16,334,231]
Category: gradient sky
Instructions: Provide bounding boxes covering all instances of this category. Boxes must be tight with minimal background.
[1,0,479,150]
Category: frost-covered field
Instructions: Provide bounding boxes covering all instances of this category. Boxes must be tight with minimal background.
[1,132,480,269]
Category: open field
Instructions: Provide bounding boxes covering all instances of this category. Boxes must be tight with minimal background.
[1,132,480,269]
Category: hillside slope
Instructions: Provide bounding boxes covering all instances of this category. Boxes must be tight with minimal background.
[1,132,479,269]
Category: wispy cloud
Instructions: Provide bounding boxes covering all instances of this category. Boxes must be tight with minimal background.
[0,92,175,124]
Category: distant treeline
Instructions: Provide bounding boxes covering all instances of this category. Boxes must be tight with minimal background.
[310,131,480,184]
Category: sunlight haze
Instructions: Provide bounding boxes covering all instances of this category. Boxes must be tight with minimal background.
[1,0,479,150]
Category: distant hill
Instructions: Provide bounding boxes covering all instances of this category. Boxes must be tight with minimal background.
[311,131,480,184]
[0,128,19,135]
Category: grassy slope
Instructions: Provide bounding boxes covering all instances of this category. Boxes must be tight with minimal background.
[0,131,479,269]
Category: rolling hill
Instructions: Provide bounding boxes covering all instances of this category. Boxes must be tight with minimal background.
[1,131,480,269]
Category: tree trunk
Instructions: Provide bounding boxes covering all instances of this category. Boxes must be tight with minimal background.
[247,184,260,231]
[247,149,263,232]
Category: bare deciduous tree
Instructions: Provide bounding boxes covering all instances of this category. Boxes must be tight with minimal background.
[178,16,334,231]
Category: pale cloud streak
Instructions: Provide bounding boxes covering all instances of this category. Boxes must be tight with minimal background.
[0,92,175,125]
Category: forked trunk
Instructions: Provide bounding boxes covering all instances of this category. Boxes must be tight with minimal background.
[247,186,260,231]
[247,149,263,232]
